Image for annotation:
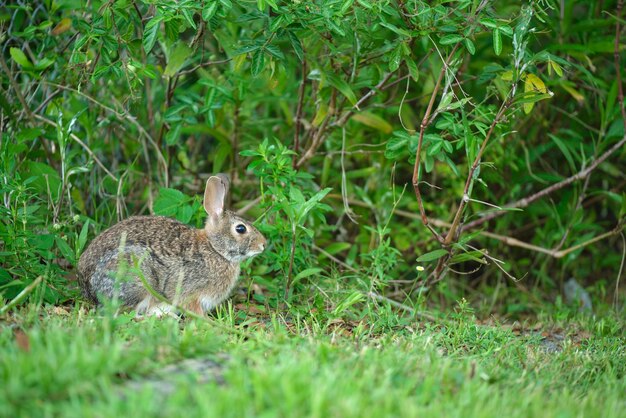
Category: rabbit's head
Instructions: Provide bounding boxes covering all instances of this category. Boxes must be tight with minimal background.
[203,174,266,262]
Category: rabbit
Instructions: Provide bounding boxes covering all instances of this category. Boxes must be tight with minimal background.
[77,174,267,316]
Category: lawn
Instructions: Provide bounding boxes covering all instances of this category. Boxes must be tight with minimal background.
[2,303,624,418]
[2,1,626,416]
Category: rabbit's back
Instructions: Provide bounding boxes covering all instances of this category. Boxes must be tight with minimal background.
[78,216,191,280]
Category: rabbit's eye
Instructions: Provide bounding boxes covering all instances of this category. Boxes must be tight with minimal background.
[235,224,247,234]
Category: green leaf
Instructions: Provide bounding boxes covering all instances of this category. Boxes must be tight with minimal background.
[265,45,285,60]
[165,123,182,145]
[384,135,409,160]
[440,34,463,45]
[322,242,352,255]
[202,2,219,21]
[56,236,75,265]
[340,0,355,14]
[143,17,161,53]
[464,38,475,55]
[405,58,419,81]
[379,22,411,37]
[77,220,90,255]
[449,251,487,264]
[154,188,187,216]
[288,31,304,62]
[480,18,498,29]
[351,112,392,133]
[293,268,324,284]
[493,28,502,56]
[232,44,260,57]
[332,291,365,315]
[325,73,357,105]
[424,155,434,173]
[549,59,563,77]
[164,43,192,77]
[177,204,194,224]
[388,43,403,72]
[213,141,232,173]
[251,49,265,76]
[416,249,448,262]
[10,48,32,68]
[181,8,197,29]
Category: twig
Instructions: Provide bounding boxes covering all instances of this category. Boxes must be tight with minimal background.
[615,232,625,310]
[615,0,626,129]
[293,58,308,168]
[340,126,358,223]
[284,223,298,300]
[462,133,626,231]
[312,244,358,273]
[333,72,394,127]
[178,58,232,76]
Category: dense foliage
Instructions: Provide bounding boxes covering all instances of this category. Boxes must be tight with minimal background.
[1,0,625,316]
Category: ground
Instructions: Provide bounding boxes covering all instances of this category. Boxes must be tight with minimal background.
[1,300,624,418]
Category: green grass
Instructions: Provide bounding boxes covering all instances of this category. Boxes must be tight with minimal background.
[1,304,624,418]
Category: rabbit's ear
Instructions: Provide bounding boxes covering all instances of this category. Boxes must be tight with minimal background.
[204,174,229,226]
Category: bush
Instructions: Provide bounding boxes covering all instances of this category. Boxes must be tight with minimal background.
[1,0,624,314]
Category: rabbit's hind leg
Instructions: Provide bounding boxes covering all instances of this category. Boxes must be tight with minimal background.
[135,295,177,318]
[90,249,151,308]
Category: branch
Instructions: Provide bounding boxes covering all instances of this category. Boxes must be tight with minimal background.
[328,195,625,261]
[178,58,231,76]
[462,133,626,231]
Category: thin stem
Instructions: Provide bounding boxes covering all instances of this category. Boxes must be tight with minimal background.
[412,43,460,231]
[444,99,510,245]
[0,277,43,316]
[285,223,298,300]
[33,114,119,182]
[293,58,308,168]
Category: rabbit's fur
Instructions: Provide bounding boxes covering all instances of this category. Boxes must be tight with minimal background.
[77,174,266,315]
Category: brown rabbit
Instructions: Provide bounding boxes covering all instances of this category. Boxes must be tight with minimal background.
[77,174,266,315]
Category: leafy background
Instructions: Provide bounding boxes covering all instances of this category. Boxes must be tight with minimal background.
[1,0,625,317]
